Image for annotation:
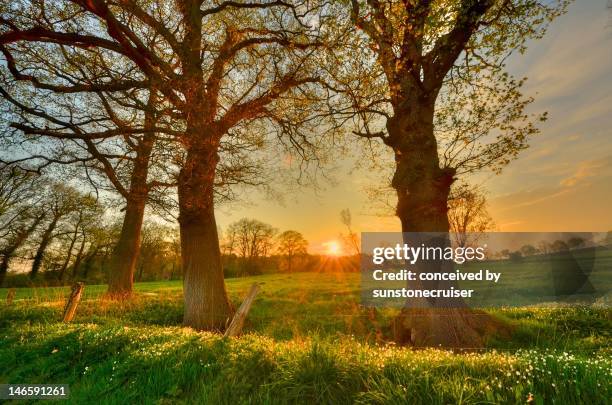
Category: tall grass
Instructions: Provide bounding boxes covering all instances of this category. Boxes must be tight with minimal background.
[1,273,610,403]
[1,324,609,404]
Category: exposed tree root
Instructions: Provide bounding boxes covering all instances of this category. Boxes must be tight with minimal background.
[102,291,133,301]
[392,307,513,350]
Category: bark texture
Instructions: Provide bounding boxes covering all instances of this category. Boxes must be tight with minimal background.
[176,2,234,330]
[105,97,156,298]
[106,195,146,297]
[388,101,454,235]
[179,144,233,331]
[389,102,506,349]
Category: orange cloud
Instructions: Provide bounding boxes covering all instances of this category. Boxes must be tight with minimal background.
[560,156,612,187]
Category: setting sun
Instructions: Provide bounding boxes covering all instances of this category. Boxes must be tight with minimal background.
[323,240,343,257]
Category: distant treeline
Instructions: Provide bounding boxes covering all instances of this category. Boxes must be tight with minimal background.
[0,171,358,288]
[2,252,359,288]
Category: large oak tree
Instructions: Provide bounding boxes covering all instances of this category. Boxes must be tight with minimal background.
[1,0,332,330]
[327,0,567,347]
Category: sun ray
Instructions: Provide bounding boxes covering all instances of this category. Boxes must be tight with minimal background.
[323,240,343,257]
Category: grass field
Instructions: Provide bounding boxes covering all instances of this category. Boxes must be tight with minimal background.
[1,273,611,404]
[362,246,612,308]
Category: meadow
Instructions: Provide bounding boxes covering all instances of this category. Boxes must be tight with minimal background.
[1,272,610,404]
[361,246,612,308]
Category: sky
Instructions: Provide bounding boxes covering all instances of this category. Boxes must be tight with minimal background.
[216,0,612,254]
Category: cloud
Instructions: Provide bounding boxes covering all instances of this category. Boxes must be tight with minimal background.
[489,155,612,231]
[490,155,612,213]
[492,187,572,213]
[498,220,524,229]
[513,3,612,105]
[560,156,612,187]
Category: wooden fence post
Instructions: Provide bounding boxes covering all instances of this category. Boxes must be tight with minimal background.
[224,283,261,337]
[62,282,85,323]
[6,288,16,305]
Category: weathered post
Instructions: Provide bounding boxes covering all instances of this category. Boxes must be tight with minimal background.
[6,288,16,305]
[62,282,85,323]
[224,283,261,337]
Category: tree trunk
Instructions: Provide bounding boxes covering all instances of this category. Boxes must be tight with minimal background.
[388,103,453,234]
[30,216,59,278]
[0,255,10,287]
[106,195,146,298]
[105,104,155,298]
[71,236,86,278]
[82,246,99,278]
[137,259,145,281]
[179,143,233,331]
[387,105,506,349]
[58,225,79,281]
[176,6,232,330]
[0,214,45,285]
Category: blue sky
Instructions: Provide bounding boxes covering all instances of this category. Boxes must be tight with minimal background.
[486,0,612,231]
